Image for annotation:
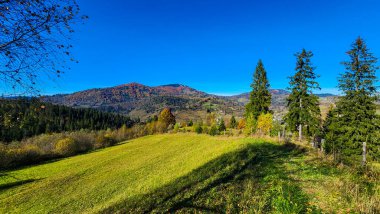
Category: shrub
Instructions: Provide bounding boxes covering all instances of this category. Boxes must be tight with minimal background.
[0,144,10,168]
[173,123,180,133]
[55,138,78,156]
[270,120,283,137]
[69,131,94,152]
[209,125,219,136]
[146,121,158,135]
[193,123,203,134]
[237,119,246,130]
[167,124,174,131]
[155,121,168,133]
[95,134,117,149]
[202,126,210,134]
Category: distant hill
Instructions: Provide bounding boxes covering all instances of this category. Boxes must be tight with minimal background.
[226,90,337,119]
[42,83,244,121]
[42,83,337,122]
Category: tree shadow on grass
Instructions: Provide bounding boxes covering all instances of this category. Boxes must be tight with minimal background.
[0,172,41,192]
[101,142,322,213]
[0,178,40,192]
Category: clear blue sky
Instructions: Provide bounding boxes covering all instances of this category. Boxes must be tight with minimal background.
[38,0,380,95]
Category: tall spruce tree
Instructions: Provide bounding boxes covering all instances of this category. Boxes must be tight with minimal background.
[285,49,321,141]
[325,37,379,163]
[245,60,271,120]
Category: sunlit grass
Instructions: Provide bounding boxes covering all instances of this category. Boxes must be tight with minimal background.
[0,134,254,213]
[0,133,378,213]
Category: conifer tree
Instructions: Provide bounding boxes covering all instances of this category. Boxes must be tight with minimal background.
[229,116,237,129]
[246,60,271,120]
[285,49,321,141]
[325,37,379,163]
[218,118,226,132]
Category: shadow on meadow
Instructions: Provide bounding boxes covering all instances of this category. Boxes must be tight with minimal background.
[0,172,40,192]
[102,142,323,213]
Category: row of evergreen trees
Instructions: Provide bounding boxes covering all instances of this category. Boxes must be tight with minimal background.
[245,37,379,164]
[0,98,135,142]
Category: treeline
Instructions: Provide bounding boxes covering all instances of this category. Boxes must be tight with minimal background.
[243,37,379,166]
[0,98,135,142]
[0,107,176,169]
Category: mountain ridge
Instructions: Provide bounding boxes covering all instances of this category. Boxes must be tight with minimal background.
[42,82,337,121]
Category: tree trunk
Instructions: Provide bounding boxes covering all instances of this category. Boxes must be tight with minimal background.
[299,124,302,142]
[362,142,367,166]
[299,98,302,142]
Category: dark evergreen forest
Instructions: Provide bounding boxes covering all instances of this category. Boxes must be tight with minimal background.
[0,98,135,142]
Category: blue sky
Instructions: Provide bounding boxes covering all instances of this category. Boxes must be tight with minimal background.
[35,0,380,95]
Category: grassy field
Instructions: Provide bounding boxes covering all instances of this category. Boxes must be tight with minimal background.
[0,133,379,213]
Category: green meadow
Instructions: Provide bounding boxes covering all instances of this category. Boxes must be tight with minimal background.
[0,133,379,213]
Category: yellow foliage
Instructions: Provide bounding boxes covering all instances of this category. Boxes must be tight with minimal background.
[257,113,273,135]
[158,108,176,128]
[237,118,246,130]
[55,137,77,156]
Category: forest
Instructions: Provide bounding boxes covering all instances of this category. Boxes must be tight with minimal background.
[0,98,135,142]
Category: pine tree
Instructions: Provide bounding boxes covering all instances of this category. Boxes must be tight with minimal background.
[325,37,379,163]
[246,60,271,120]
[218,118,226,132]
[285,49,321,141]
[229,116,237,129]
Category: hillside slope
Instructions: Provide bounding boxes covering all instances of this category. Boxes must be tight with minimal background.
[42,83,244,121]
[1,134,377,213]
[42,82,337,122]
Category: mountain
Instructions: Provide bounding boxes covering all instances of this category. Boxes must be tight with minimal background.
[42,83,244,122]
[226,90,337,119]
[42,83,337,122]
[228,90,335,102]
[44,83,208,105]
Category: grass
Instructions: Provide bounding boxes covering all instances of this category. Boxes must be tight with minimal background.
[0,133,379,213]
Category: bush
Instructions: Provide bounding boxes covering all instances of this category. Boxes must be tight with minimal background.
[0,144,13,168]
[69,131,95,152]
[209,125,219,136]
[55,138,78,156]
[202,126,210,134]
[237,119,246,130]
[156,121,168,133]
[173,123,181,133]
[95,134,117,149]
[193,123,203,134]
[270,120,283,137]
[167,124,174,131]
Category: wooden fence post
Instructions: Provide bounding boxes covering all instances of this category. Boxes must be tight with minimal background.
[362,142,366,166]
[321,139,325,153]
